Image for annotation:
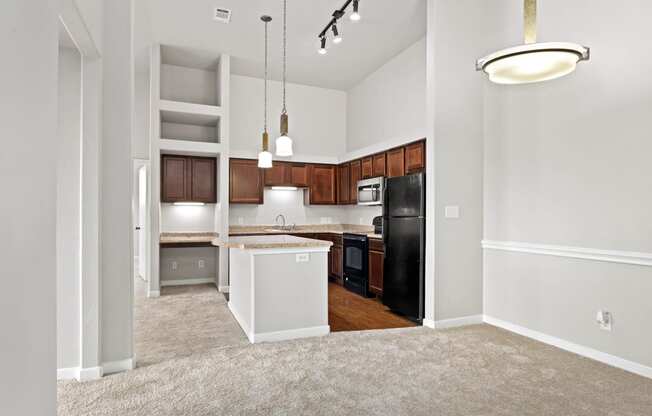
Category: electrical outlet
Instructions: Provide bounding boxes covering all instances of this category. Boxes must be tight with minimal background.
[445,205,460,219]
[171,261,178,271]
[359,217,364,224]
[296,253,310,263]
[596,310,613,331]
[198,260,205,269]
[238,217,244,225]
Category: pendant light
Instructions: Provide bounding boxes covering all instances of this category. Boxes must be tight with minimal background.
[258,15,273,168]
[276,0,293,157]
[476,0,589,85]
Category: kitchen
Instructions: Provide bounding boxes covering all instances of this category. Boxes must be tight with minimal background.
[151,0,427,343]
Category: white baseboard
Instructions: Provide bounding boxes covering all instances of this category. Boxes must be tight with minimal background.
[422,318,435,329]
[218,285,230,293]
[102,357,135,375]
[148,290,160,298]
[160,278,215,287]
[57,366,103,381]
[430,314,484,330]
[483,315,652,380]
[251,325,330,343]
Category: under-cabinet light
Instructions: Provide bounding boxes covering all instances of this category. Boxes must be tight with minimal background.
[173,202,206,206]
[271,186,298,191]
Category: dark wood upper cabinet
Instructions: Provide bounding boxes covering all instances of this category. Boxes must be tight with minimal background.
[386,147,406,178]
[290,164,309,187]
[337,163,350,204]
[309,164,337,205]
[372,153,386,177]
[162,155,216,203]
[162,156,189,202]
[190,157,217,202]
[405,141,426,173]
[264,162,290,186]
[229,158,264,204]
[349,160,361,204]
[361,157,373,179]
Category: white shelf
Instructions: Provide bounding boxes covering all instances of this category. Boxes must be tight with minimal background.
[159,99,222,126]
[158,138,224,156]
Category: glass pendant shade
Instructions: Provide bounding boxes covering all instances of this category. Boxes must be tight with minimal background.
[258,150,273,168]
[275,135,293,157]
[477,42,589,85]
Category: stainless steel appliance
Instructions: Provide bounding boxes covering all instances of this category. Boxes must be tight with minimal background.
[382,172,425,322]
[342,233,369,297]
[357,177,384,206]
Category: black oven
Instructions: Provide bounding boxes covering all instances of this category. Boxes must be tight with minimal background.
[343,233,370,297]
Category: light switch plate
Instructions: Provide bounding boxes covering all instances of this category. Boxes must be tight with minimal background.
[445,205,460,219]
[296,253,310,263]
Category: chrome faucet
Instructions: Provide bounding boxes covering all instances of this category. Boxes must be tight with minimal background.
[275,214,286,230]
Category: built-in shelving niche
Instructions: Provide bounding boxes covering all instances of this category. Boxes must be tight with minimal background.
[159,45,223,144]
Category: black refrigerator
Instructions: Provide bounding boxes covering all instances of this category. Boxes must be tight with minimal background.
[382,172,425,322]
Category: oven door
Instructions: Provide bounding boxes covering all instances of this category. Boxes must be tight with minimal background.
[343,234,368,278]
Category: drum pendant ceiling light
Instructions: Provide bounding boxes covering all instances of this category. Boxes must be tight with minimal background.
[476,0,589,85]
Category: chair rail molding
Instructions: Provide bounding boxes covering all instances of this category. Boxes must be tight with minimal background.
[481,240,652,267]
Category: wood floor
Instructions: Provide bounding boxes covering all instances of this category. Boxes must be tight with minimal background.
[328,282,417,332]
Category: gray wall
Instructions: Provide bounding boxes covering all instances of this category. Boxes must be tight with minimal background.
[160,247,217,283]
[428,0,512,321]
[57,45,82,369]
[0,0,58,413]
[483,0,652,367]
[101,0,135,364]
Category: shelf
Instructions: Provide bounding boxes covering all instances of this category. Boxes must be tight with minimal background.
[159,99,222,126]
[158,138,225,156]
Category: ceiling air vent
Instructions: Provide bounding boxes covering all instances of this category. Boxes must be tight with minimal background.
[213,7,232,23]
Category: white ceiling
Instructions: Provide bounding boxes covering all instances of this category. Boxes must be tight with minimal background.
[139,0,426,90]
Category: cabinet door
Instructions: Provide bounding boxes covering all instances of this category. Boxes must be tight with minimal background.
[372,153,386,177]
[337,164,350,204]
[332,245,343,280]
[190,157,217,202]
[309,165,337,205]
[368,250,384,295]
[229,159,264,204]
[361,157,373,179]
[161,155,188,202]
[349,160,361,204]
[264,162,289,186]
[386,147,406,178]
[405,141,426,173]
[290,164,309,187]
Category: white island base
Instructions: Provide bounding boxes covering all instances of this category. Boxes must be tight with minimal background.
[221,236,332,343]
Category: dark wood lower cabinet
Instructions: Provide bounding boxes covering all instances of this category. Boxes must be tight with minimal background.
[331,245,343,282]
[368,249,384,296]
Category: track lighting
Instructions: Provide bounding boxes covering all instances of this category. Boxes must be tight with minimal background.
[318,37,327,55]
[332,24,342,44]
[350,0,361,21]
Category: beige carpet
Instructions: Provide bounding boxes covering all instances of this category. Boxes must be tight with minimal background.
[58,281,652,415]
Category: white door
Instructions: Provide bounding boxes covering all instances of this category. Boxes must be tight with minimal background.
[138,166,148,280]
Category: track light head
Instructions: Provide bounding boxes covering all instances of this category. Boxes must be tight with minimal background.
[350,0,361,21]
[318,37,327,55]
[332,24,342,44]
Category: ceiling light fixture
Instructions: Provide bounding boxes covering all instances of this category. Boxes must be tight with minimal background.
[318,37,328,55]
[317,0,360,53]
[276,0,293,157]
[258,15,273,168]
[476,0,589,85]
[350,0,361,22]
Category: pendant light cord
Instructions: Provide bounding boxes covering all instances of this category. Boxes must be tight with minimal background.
[264,19,268,133]
[282,0,287,114]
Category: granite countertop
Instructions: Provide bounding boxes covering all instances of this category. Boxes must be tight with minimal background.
[229,224,382,240]
[160,232,219,244]
[213,235,334,250]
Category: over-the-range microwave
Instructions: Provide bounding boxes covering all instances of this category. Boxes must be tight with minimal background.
[357,177,384,206]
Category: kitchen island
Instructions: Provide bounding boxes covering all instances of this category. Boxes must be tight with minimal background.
[213,235,332,343]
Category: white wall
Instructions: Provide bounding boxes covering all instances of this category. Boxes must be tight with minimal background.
[101,0,134,365]
[1,1,58,413]
[57,46,82,369]
[346,37,426,153]
[230,75,346,161]
[483,0,652,369]
[161,204,216,232]
[133,72,150,159]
